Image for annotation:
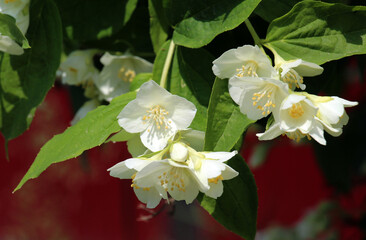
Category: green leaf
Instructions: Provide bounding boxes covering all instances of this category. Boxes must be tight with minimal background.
[130,73,153,91]
[205,78,254,151]
[14,92,136,192]
[170,0,261,48]
[264,0,366,65]
[0,13,29,48]
[55,0,138,42]
[148,0,169,54]
[199,155,258,240]
[152,40,215,131]
[254,0,301,22]
[0,0,62,140]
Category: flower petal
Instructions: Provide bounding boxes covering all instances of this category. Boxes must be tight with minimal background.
[204,180,224,199]
[108,161,136,179]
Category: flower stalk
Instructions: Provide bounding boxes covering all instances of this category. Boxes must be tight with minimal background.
[160,40,176,89]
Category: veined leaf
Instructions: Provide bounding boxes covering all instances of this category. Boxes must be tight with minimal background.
[14,92,136,192]
[0,13,29,48]
[199,155,258,240]
[169,0,261,48]
[152,40,215,131]
[264,0,366,65]
[0,0,62,141]
[204,78,254,151]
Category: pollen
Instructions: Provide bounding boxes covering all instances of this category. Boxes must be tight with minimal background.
[208,175,224,184]
[282,69,303,89]
[118,67,136,83]
[252,86,276,116]
[289,103,304,119]
[236,61,259,77]
[142,105,170,130]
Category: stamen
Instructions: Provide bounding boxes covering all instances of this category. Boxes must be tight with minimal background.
[282,69,303,89]
[142,105,170,130]
[289,103,304,119]
[118,67,136,83]
[208,175,223,184]
[236,61,259,77]
[69,67,78,73]
[251,86,276,116]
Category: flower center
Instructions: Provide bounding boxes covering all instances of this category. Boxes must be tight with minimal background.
[252,85,276,116]
[289,103,304,119]
[142,105,171,130]
[286,131,311,143]
[236,61,258,77]
[5,0,17,3]
[282,69,303,89]
[158,169,186,192]
[118,67,136,83]
[208,175,223,184]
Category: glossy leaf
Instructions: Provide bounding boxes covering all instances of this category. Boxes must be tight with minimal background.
[55,0,138,42]
[264,1,366,65]
[170,0,261,48]
[0,13,29,48]
[152,40,215,131]
[199,155,258,240]
[0,0,62,140]
[205,78,254,151]
[148,0,169,54]
[14,92,136,192]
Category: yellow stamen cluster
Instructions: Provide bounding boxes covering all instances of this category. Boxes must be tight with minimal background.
[282,69,303,89]
[118,67,136,83]
[236,61,259,77]
[208,175,224,184]
[158,170,186,192]
[131,173,150,191]
[252,89,276,116]
[142,105,170,130]
[289,103,304,119]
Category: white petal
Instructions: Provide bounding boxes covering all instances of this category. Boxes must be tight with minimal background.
[108,161,136,179]
[134,187,163,209]
[201,160,225,179]
[124,158,152,172]
[117,100,148,133]
[257,122,283,141]
[164,95,197,130]
[212,49,242,79]
[140,122,176,152]
[221,165,239,180]
[133,161,170,187]
[135,80,172,108]
[309,121,326,145]
[203,151,237,162]
[204,180,224,199]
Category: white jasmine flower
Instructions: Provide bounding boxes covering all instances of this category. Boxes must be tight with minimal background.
[95,52,153,102]
[131,142,238,206]
[305,94,358,136]
[229,76,289,120]
[212,45,276,79]
[189,150,238,199]
[70,99,100,125]
[0,0,30,55]
[59,49,99,86]
[117,80,197,152]
[275,57,323,90]
[257,93,326,145]
[108,150,168,208]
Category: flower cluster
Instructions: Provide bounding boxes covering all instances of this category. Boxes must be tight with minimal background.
[108,80,238,208]
[58,50,153,125]
[213,45,358,145]
[0,0,30,55]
